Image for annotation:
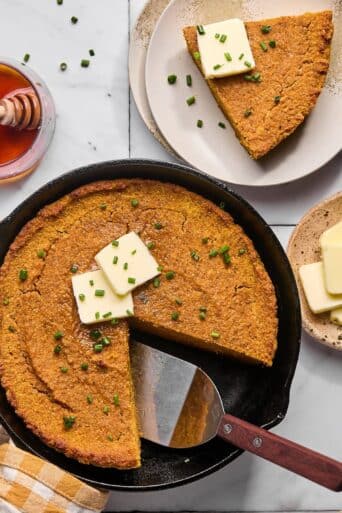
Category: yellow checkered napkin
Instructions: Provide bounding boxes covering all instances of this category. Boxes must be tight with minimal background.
[0,443,109,513]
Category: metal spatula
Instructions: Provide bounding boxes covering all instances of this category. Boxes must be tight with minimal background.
[131,342,342,492]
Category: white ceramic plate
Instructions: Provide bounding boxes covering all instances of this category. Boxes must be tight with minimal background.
[145,0,342,186]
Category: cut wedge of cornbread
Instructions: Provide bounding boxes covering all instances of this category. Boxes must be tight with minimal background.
[183,11,333,159]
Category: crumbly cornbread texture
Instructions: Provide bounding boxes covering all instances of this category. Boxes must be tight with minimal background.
[183,11,333,159]
[0,180,278,467]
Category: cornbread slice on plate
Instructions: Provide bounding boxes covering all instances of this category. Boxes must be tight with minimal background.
[183,11,333,159]
[0,180,278,468]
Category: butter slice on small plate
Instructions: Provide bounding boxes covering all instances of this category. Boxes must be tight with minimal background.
[72,269,134,325]
[95,232,160,296]
[197,18,255,79]
[299,262,342,314]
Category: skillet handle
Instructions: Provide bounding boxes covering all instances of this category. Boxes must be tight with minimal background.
[218,413,342,492]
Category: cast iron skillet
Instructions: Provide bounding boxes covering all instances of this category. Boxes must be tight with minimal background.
[0,159,301,491]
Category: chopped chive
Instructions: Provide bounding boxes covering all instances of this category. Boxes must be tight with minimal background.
[57,0,63,4]
[128,277,136,284]
[213,64,222,70]
[3,298,9,306]
[81,59,90,68]
[93,343,103,353]
[193,51,201,60]
[131,198,139,208]
[197,25,205,35]
[8,326,16,333]
[168,74,177,85]
[79,293,86,302]
[219,245,230,254]
[101,336,111,346]
[70,264,78,273]
[260,41,268,52]
[113,394,120,406]
[199,312,206,320]
[23,54,30,63]
[244,74,253,81]
[211,330,220,339]
[89,49,95,56]
[111,318,119,325]
[166,271,175,280]
[89,280,94,286]
[112,240,119,247]
[90,329,101,340]
[199,306,207,312]
[60,366,68,373]
[71,16,78,24]
[131,249,137,255]
[126,309,133,317]
[223,252,231,265]
[157,265,163,272]
[81,363,89,371]
[154,222,163,230]
[103,406,110,415]
[186,96,196,106]
[274,95,281,104]
[252,72,261,82]
[202,237,209,244]
[261,25,271,34]
[218,122,226,129]
[123,262,128,270]
[244,61,252,68]
[113,256,119,264]
[102,312,112,319]
[19,269,28,281]
[197,119,203,128]
[175,298,183,306]
[191,250,200,261]
[95,312,100,320]
[244,109,252,118]
[60,62,67,71]
[37,249,46,259]
[186,74,192,87]
[224,52,232,62]
[147,242,155,250]
[95,289,105,297]
[107,435,114,441]
[219,34,227,43]
[100,203,107,210]
[239,53,244,60]
[171,312,180,321]
[219,201,226,210]
[63,416,76,429]
[54,345,62,354]
[87,395,93,404]
[215,33,220,39]
[238,248,246,255]
[54,331,63,340]
[269,40,276,48]
[209,249,219,258]
[153,278,160,288]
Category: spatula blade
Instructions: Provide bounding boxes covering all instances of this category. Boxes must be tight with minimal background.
[131,342,224,449]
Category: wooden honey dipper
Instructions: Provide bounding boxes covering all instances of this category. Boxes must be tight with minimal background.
[0,87,41,130]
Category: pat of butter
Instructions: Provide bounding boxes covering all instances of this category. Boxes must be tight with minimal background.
[320,220,342,294]
[72,270,134,325]
[197,18,256,79]
[331,307,342,326]
[95,232,160,296]
[299,262,342,314]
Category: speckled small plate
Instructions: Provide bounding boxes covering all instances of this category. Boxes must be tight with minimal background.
[287,193,342,351]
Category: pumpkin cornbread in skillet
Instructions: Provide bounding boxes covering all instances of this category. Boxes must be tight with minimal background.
[0,179,278,467]
[183,11,333,159]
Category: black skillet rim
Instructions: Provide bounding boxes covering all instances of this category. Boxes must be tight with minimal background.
[0,159,301,491]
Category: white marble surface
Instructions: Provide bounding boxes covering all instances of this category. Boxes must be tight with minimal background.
[0,1,341,511]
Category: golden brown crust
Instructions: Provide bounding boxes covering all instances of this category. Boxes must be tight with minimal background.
[0,179,278,468]
[183,11,333,159]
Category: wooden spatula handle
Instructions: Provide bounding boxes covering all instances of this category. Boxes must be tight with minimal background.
[218,414,342,492]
